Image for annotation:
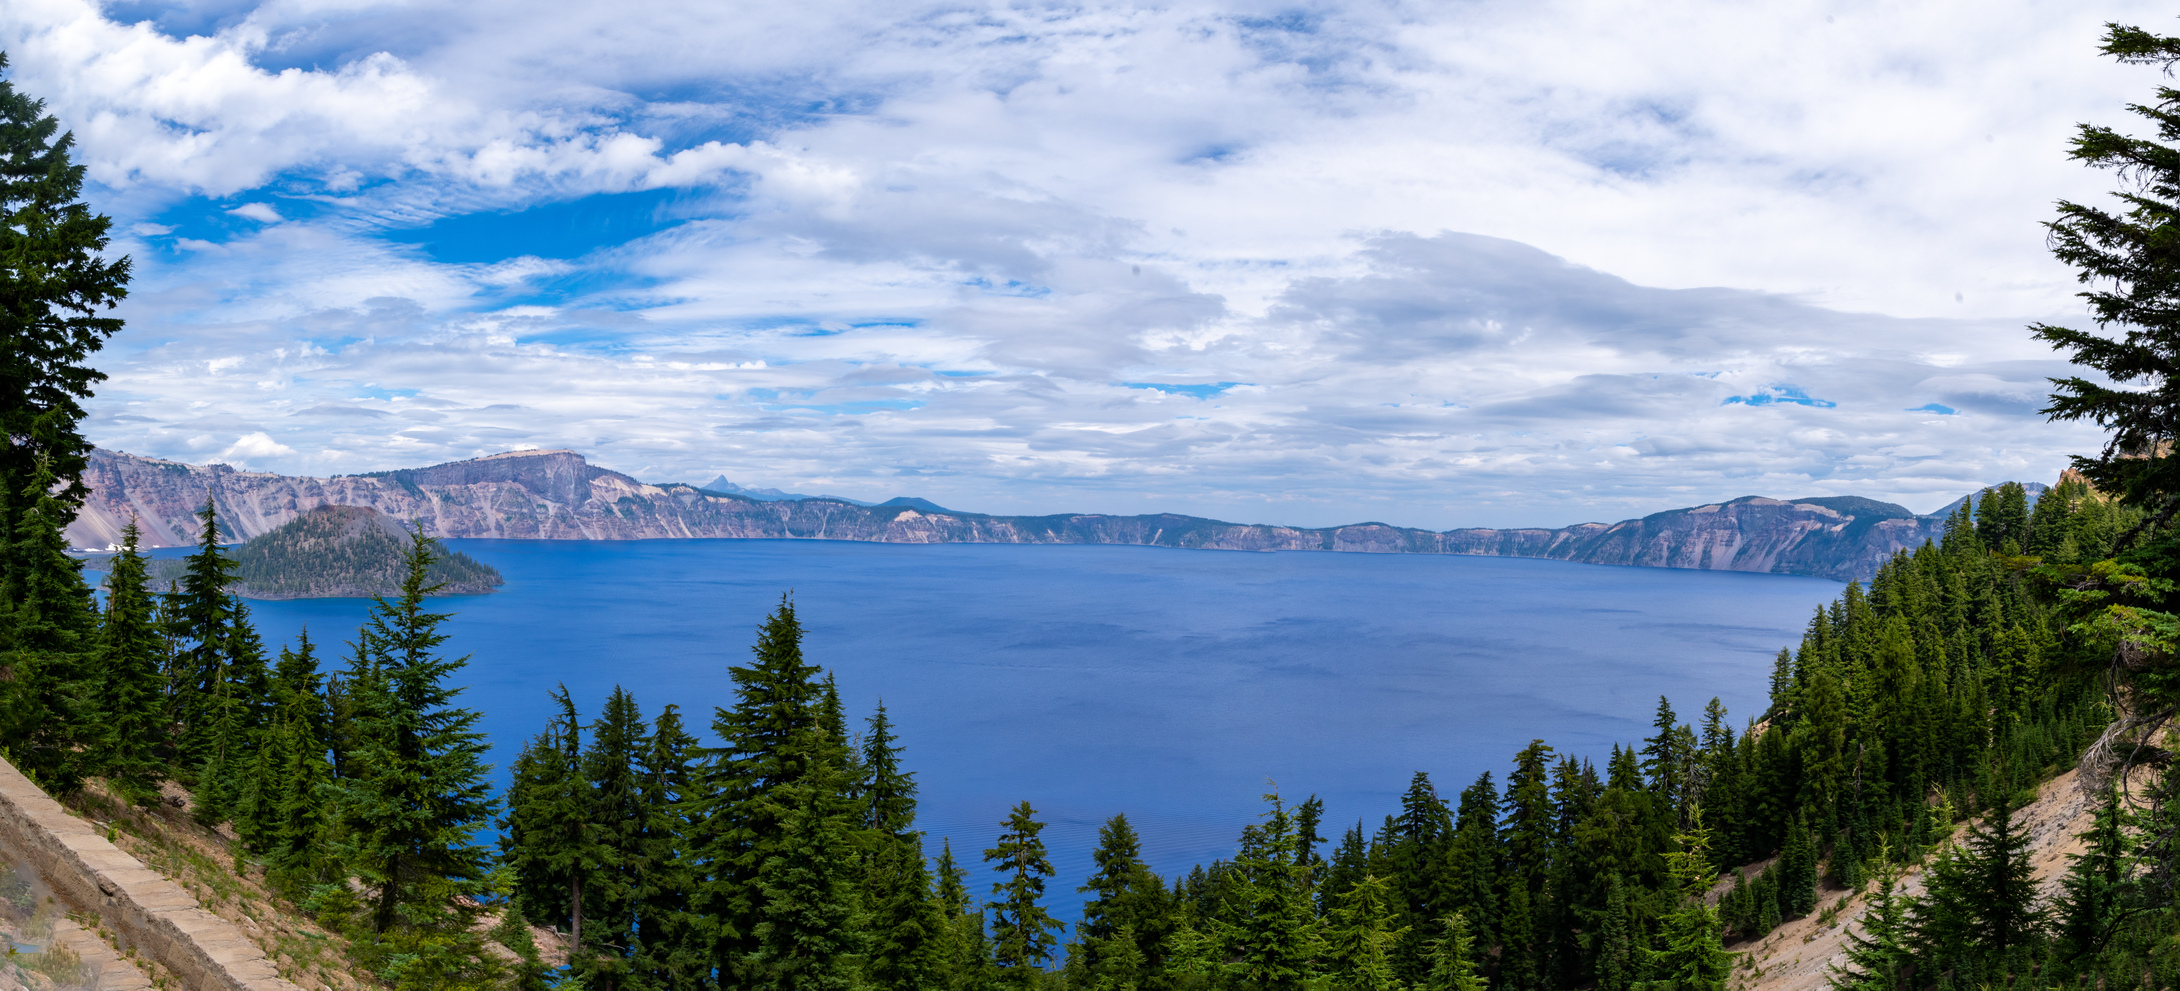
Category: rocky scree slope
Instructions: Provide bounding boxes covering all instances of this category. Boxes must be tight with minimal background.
[70,448,1968,581]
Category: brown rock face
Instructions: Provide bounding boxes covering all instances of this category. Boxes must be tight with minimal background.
[67,448,1948,581]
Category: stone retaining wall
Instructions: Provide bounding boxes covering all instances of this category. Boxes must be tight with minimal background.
[0,757,301,991]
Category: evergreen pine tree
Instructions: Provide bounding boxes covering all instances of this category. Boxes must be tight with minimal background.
[95,520,166,801]
[1078,812,1173,987]
[865,832,947,991]
[1910,790,2044,971]
[1640,809,1734,991]
[0,457,96,789]
[580,685,650,987]
[936,837,994,990]
[1592,874,1634,991]
[1323,873,1406,991]
[266,714,333,891]
[1779,816,1818,918]
[987,800,1065,986]
[1421,913,1486,991]
[170,497,238,766]
[1831,854,1914,991]
[1219,792,1320,991]
[335,527,497,935]
[0,52,131,549]
[631,702,705,989]
[2053,787,2134,969]
[689,596,841,987]
[752,759,861,991]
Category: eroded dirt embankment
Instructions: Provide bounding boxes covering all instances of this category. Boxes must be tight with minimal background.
[1735,769,2106,991]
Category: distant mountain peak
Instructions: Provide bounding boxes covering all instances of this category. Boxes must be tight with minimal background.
[879,496,959,514]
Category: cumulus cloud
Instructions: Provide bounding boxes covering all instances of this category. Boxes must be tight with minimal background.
[0,0,2151,527]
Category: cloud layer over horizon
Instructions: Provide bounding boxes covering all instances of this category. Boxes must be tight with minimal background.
[1,0,2154,528]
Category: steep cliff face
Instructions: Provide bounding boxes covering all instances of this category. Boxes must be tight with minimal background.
[1442,496,1945,581]
[67,448,1959,581]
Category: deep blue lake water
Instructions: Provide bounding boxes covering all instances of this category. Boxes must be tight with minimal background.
[196,539,1840,920]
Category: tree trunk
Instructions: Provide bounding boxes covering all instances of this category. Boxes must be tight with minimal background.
[571,873,583,949]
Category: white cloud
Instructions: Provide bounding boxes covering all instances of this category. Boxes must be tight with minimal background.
[216,430,296,464]
[2,0,2159,527]
[227,201,280,222]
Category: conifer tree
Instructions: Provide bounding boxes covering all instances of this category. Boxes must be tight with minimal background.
[862,701,916,835]
[0,52,131,545]
[1297,795,1327,896]
[865,832,946,991]
[2055,789,2134,965]
[690,596,833,985]
[752,760,861,991]
[2035,21,2180,515]
[1910,791,2043,971]
[0,456,96,789]
[1641,809,1734,991]
[95,520,165,801]
[1422,913,1486,991]
[265,713,333,891]
[1078,813,1173,986]
[1778,816,1818,918]
[170,498,238,766]
[987,800,1065,986]
[632,703,704,989]
[580,685,650,987]
[936,837,994,990]
[1218,793,1320,991]
[502,725,569,929]
[335,527,497,935]
[1832,854,1913,991]
[1323,873,1406,991]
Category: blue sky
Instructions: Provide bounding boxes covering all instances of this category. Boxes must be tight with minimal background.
[0,0,2156,527]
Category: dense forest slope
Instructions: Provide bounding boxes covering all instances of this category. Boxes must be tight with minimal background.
[68,447,2000,580]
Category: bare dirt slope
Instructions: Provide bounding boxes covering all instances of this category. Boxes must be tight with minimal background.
[1735,769,2104,991]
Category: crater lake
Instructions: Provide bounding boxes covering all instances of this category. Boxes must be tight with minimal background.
[215,538,1843,920]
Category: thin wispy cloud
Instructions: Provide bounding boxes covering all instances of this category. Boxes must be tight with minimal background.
[0,0,2147,527]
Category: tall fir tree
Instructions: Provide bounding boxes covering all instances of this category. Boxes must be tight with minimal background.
[96,520,165,800]
[0,52,131,583]
[170,498,237,766]
[690,596,859,989]
[987,800,1065,986]
[1641,810,1734,991]
[631,702,705,990]
[1832,854,1914,991]
[860,702,945,990]
[335,527,498,935]
[1422,913,1487,991]
[1077,813,1173,989]
[578,685,650,989]
[0,457,95,789]
[937,837,994,990]
[1219,792,1321,991]
[1323,873,1406,991]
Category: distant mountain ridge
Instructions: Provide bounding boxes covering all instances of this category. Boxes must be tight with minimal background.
[67,447,2014,581]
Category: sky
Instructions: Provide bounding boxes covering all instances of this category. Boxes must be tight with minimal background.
[1,0,2163,529]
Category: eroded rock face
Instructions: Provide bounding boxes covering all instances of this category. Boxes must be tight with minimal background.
[67,448,1947,581]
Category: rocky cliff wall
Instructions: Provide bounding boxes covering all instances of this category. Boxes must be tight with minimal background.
[67,448,1951,581]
